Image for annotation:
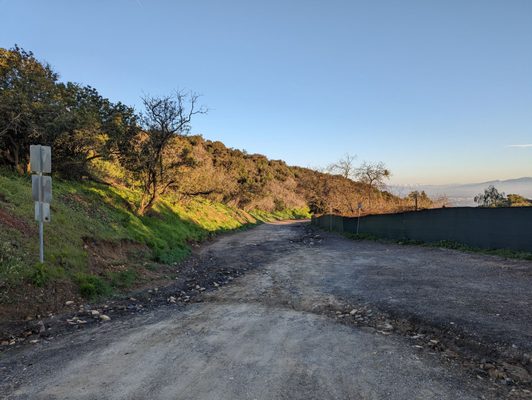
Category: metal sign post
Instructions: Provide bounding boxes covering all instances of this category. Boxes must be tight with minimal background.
[356,202,362,235]
[30,145,52,263]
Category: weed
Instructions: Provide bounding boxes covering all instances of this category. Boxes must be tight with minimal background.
[0,239,28,283]
[396,238,425,245]
[108,269,137,289]
[144,263,158,271]
[344,232,379,241]
[433,240,532,260]
[343,232,532,261]
[75,273,112,299]
[29,263,65,287]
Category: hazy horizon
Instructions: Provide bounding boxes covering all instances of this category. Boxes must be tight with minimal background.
[1,0,531,185]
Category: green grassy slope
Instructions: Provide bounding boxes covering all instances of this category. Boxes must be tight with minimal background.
[0,170,309,306]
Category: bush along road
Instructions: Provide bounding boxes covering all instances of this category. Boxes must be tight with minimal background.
[1,221,531,399]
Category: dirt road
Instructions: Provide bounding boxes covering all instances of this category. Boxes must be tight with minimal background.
[1,221,531,399]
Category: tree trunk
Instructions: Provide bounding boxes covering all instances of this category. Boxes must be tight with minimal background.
[138,186,158,216]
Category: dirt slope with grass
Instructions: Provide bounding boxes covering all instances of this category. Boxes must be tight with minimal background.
[0,171,309,334]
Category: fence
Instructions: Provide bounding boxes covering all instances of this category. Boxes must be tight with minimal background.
[312,207,532,252]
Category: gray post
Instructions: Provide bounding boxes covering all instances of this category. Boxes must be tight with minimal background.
[38,149,44,263]
[39,216,44,263]
[356,207,361,235]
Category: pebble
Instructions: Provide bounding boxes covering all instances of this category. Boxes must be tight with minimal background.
[502,363,530,381]
[90,310,100,316]
[381,322,393,331]
[349,309,358,315]
[65,301,74,306]
[99,315,111,322]
[168,296,176,303]
[488,368,506,380]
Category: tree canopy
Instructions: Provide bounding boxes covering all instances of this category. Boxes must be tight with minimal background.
[474,186,510,208]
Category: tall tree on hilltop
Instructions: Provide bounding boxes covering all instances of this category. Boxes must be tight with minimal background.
[0,46,139,177]
[0,46,59,173]
[328,153,357,179]
[51,83,139,178]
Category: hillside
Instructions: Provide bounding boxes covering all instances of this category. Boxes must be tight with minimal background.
[0,45,420,219]
[0,170,309,325]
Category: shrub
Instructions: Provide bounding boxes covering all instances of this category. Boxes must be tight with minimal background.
[75,273,112,299]
[29,263,65,287]
[108,269,137,289]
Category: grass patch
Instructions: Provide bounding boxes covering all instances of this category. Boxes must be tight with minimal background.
[432,240,532,260]
[250,207,311,221]
[0,235,29,285]
[75,273,113,299]
[29,263,65,287]
[108,269,137,289]
[343,232,532,261]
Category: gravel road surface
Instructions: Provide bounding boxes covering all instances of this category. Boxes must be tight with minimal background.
[1,221,531,399]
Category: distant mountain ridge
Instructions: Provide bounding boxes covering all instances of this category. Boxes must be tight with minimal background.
[390,177,532,206]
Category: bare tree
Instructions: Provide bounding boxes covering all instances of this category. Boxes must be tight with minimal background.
[121,90,206,215]
[355,161,391,189]
[355,161,391,207]
[328,153,357,179]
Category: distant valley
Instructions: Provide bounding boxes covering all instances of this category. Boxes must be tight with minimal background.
[390,177,532,206]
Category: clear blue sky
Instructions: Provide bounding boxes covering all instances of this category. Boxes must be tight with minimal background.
[1,0,531,184]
